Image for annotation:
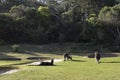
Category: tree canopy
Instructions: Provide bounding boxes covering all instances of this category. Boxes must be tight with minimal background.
[0,0,120,48]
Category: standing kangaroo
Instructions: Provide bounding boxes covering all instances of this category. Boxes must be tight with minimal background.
[95,51,101,64]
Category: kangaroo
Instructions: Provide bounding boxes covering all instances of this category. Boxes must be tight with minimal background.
[64,53,72,61]
[40,59,54,65]
[95,51,101,64]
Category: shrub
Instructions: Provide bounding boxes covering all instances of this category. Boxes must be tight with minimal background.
[12,44,20,52]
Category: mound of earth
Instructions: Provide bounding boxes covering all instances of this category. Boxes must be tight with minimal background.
[88,53,119,58]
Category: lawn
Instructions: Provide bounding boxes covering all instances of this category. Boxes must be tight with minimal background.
[0,57,120,80]
[0,44,120,80]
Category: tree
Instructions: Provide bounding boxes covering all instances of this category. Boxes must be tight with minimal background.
[98,3,120,45]
[9,5,26,20]
[37,6,51,29]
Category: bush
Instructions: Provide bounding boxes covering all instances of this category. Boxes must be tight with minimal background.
[12,44,20,52]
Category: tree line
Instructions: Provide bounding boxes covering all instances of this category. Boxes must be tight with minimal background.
[0,0,120,47]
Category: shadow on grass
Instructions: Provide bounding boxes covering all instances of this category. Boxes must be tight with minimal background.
[0,52,16,58]
[101,61,120,63]
[88,53,119,58]
[16,51,42,57]
[28,64,60,66]
[3,61,36,66]
[27,56,50,60]
[0,52,22,61]
[72,59,86,62]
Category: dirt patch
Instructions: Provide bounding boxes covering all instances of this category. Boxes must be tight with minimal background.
[88,53,120,58]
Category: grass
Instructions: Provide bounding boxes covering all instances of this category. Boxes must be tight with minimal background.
[0,43,120,80]
[0,57,120,80]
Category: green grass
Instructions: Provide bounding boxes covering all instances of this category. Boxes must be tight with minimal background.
[0,57,120,80]
[0,44,120,80]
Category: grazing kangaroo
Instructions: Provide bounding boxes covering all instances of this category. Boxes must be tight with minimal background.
[95,51,101,64]
[40,59,54,65]
[64,53,72,61]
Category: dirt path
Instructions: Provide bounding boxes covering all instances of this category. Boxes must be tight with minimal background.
[0,58,63,75]
[0,69,18,75]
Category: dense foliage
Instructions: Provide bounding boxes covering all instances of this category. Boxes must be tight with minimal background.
[0,0,120,46]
